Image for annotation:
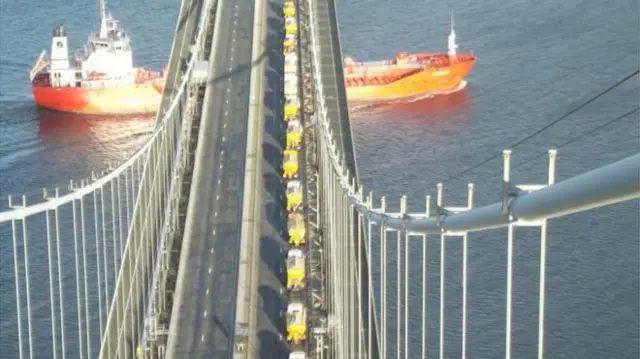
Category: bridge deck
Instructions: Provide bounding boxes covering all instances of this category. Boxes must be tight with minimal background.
[165,0,256,356]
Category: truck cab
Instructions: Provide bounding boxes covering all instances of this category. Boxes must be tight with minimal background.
[282,149,299,179]
[286,248,306,290]
[286,302,307,344]
[287,213,306,246]
[286,180,303,212]
[286,120,303,150]
[284,95,300,121]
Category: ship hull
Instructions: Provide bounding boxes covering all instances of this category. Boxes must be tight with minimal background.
[345,59,474,103]
[31,83,163,115]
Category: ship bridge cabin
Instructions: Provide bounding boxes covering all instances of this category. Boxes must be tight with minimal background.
[36,16,139,89]
[78,16,134,80]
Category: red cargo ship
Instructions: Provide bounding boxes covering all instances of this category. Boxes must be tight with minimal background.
[29,0,165,115]
[344,13,476,102]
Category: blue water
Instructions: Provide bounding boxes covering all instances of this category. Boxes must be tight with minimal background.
[0,0,638,357]
[0,0,177,199]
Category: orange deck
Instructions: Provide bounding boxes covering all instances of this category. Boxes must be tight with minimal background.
[344,52,476,102]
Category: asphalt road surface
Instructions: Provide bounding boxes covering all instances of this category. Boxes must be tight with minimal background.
[164,0,256,356]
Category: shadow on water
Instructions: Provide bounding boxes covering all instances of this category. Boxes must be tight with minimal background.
[37,109,155,145]
[258,329,289,358]
[258,284,286,331]
[260,234,286,285]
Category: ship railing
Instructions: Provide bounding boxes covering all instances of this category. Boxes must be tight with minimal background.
[346,60,390,67]
[346,61,430,72]
[29,50,48,82]
[347,54,471,71]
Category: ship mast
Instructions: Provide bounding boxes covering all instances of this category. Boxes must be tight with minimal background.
[99,0,111,38]
[448,9,458,57]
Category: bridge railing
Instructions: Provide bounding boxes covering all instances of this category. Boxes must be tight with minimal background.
[0,78,181,358]
[0,2,213,358]
[0,166,143,359]
[314,65,639,358]
[306,1,639,358]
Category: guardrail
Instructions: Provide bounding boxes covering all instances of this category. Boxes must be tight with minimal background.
[231,0,269,353]
[97,0,214,356]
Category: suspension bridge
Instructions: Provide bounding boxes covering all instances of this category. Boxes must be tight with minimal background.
[1,0,638,358]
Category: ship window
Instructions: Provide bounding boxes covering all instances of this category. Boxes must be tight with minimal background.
[116,46,122,50]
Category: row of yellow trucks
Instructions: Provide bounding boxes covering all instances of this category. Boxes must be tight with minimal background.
[282,1,307,358]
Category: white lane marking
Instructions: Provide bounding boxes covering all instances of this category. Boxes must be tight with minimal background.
[206,288,210,295]
[213,229,216,235]
[201,335,204,342]
[204,311,208,318]
[209,268,212,274]
[214,211,218,217]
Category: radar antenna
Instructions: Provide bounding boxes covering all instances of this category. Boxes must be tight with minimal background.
[447,9,458,57]
[450,9,454,33]
[101,0,108,22]
[99,0,111,38]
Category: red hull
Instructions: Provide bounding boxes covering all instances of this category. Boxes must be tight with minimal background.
[31,82,164,115]
[344,53,476,102]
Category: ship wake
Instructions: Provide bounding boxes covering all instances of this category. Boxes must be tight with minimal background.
[350,80,468,117]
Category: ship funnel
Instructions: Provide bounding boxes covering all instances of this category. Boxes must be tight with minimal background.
[50,25,70,71]
[448,10,458,57]
[52,25,67,37]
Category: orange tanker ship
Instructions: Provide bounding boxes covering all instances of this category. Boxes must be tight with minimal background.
[29,0,165,115]
[343,16,476,102]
